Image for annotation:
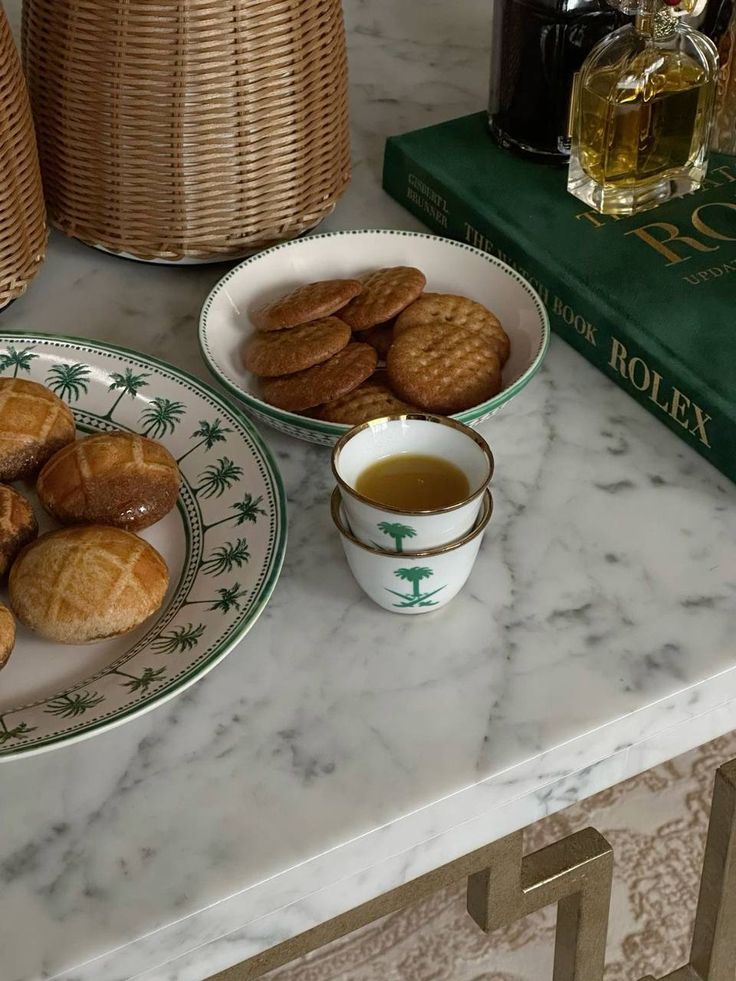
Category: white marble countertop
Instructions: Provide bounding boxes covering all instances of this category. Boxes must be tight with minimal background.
[2,1,736,980]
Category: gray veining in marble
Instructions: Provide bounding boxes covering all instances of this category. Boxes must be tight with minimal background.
[1,1,735,979]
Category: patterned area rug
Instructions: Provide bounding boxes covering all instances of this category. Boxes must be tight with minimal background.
[269,730,736,981]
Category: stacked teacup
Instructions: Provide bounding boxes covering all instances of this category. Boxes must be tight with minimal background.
[330,414,494,614]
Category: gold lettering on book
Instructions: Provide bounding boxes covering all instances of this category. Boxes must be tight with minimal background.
[625,193,736,265]
[683,258,736,285]
[552,296,597,346]
[462,222,551,305]
[625,221,719,265]
[609,338,712,447]
[406,173,448,229]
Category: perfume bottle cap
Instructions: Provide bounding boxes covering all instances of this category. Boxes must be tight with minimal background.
[608,0,707,15]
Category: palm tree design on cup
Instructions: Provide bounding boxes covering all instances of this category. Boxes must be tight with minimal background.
[195,457,244,498]
[177,418,232,464]
[111,665,167,693]
[201,539,250,576]
[46,362,91,402]
[202,493,266,532]
[385,567,446,609]
[0,347,37,377]
[151,622,206,655]
[0,717,36,745]
[377,521,417,553]
[44,690,104,718]
[139,397,186,439]
[105,368,150,420]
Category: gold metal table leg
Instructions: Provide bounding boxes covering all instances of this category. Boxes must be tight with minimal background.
[640,759,736,981]
[466,827,614,981]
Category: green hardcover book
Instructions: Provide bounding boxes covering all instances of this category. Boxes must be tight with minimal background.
[383,112,736,483]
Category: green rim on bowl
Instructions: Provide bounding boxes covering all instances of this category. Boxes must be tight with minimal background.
[198,230,550,443]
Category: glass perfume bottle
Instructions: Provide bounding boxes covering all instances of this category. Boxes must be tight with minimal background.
[487,0,627,162]
[567,0,719,214]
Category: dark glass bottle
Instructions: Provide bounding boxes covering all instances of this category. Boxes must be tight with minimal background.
[488,0,627,161]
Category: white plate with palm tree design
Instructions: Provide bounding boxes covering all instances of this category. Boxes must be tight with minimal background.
[0,334,286,760]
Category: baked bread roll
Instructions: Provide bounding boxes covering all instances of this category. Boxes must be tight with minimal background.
[0,485,38,576]
[0,378,76,481]
[9,526,169,644]
[0,603,15,669]
[37,431,180,531]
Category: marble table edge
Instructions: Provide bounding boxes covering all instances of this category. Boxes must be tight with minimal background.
[54,664,736,981]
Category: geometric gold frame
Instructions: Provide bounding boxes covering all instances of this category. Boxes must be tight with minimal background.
[207,758,736,981]
[640,759,736,981]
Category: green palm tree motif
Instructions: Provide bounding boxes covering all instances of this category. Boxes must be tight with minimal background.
[177,419,232,464]
[105,368,150,420]
[45,362,91,402]
[151,622,206,654]
[201,539,250,576]
[44,690,104,718]
[202,493,266,531]
[377,521,417,553]
[195,457,244,498]
[112,665,167,693]
[188,583,248,613]
[139,397,186,439]
[0,718,37,745]
[0,347,37,377]
[385,566,445,608]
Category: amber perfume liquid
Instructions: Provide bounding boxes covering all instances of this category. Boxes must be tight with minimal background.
[577,56,713,186]
[568,13,719,214]
[488,0,625,161]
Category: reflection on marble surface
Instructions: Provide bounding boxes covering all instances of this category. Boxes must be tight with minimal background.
[1,0,735,979]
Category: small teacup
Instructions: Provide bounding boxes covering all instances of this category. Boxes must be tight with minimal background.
[332,487,493,614]
[331,414,493,552]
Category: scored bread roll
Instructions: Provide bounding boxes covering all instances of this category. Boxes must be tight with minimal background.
[0,603,15,669]
[0,378,76,481]
[37,431,180,531]
[9,526,169,644]
[0,484,38,577]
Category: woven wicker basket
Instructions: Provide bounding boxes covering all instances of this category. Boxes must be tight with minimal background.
[0,3,46,306]
[22,0,351,262]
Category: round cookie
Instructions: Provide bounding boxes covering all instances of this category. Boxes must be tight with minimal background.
[251,279,363,332]
[261,343,378,412]
[9,526,169,644]
[356,324,394,360]
[387,324,502,414]
[0,604,15,669]
[0,485,38,577]
[243,317,350,377]
[319,376,416,425]
[0,378,76,482]
[37,431,180,531]
[394,293,511,365]
[338,267,426,330]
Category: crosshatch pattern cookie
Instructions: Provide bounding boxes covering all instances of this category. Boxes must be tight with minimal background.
[243,317,351,377]
[394,293,511,365]
[0,485,38,577]
[9,525,170,644]
[0,377,76,481]
[388,324,502,414]
[251,279,363,332]
[338,267,426,330]
[37,431,180,532]
[261,343,378,412]
[318,375,416,424]
[0,603,15,669]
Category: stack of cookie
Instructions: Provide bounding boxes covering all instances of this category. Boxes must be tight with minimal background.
[243,267,510,425]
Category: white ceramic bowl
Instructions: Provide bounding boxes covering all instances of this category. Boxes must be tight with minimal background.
[332,414,493,551]
[199,229,550,446]
[331,487,493,615]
